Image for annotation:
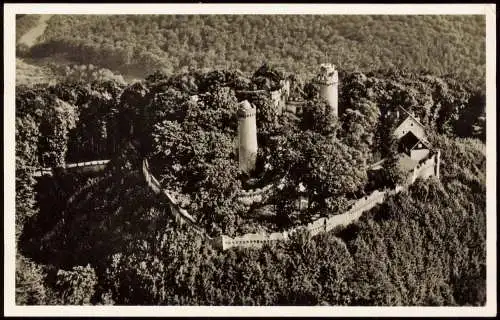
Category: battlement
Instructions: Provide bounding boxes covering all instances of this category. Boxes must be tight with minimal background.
[236,183,275,205]
[238,111,256,118]
[237,100,256,118]
[313,63,339,86]
[319,63,337,75]
[287,97,306,104]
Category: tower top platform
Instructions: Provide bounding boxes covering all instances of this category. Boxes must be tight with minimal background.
[319,63,336,73]
[314,63,338,85]
[238,100,256,118]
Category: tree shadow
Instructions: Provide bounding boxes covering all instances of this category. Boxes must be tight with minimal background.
[19,168,174,270]
[19,171,96,262]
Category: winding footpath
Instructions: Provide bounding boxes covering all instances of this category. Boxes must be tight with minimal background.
[18,14,53,48]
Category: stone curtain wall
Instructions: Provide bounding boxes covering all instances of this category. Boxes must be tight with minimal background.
[210,152,440,251]
[234,80,309,117]
[139,170,405,251]
[34,159,110,177]
[142,159,204,236]
[142,150,441,251]
[41,147,439,251]
[64,160,110,174]
[235,80,290,115]
[236,183,275,205]
[212,186,405,250]
[270,85,289,114]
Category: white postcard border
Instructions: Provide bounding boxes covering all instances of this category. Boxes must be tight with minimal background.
[3,3,496,317]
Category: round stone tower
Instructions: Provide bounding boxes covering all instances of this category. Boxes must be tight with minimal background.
[314,63,339,117]
[238,100,258,174]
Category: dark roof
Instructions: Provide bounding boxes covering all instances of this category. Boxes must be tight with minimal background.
[399,131,421,152]
[398,131,432,156]
[410,138,431,150]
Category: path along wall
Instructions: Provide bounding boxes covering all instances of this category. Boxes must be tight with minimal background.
[409,150,440,184]
[34,160,110,177]
[142,159,206,236]
[210,151,440,250]
[143,150,440,251]
[211,186,404,250]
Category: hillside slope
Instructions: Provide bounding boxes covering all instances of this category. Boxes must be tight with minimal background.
[19,135,485,306]
[18,15,486,89]
[18,15,52,48]
[15,66,486,305]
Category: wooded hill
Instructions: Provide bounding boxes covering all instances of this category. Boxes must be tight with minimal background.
[17,15,486,91]
[15,66,486,306]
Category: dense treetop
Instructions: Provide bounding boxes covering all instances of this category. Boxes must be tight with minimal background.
[17,133,486,306]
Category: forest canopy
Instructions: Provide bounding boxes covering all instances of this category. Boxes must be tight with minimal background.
[14,64,487,306]
[17,15,486,91]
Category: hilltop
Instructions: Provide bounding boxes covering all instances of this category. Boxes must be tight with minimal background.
[15,64,486,306]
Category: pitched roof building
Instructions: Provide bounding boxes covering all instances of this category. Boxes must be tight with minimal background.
[392,106,431,161]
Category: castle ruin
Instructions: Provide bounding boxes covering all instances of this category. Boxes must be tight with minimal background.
[137,64,442,251]
[234,64,440,209]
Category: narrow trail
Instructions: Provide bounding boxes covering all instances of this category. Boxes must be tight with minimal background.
[18,14,53,48]
[16,15,59,86]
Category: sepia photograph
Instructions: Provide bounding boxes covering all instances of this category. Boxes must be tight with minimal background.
[3,3,496,317]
